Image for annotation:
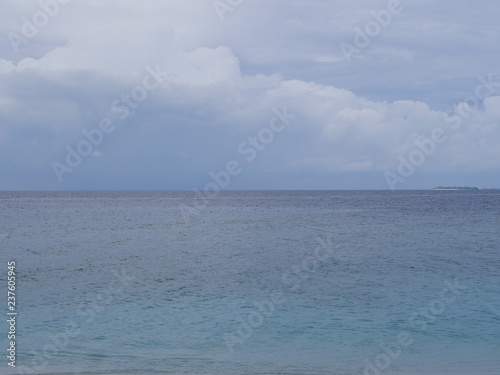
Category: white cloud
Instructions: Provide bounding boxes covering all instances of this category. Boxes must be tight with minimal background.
[0,0,499,189]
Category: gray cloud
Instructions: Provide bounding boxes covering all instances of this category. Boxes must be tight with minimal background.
[0,0,499,190]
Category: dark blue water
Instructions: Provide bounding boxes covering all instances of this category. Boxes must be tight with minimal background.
[0,191,499,375]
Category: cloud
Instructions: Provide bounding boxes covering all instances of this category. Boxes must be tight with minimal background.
[0,0,499,190]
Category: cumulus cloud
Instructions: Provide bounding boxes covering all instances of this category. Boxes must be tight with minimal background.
[0,0,499,190]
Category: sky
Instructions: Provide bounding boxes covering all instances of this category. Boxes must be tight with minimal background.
[0,0,499,191]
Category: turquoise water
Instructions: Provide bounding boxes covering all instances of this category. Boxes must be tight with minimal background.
[0,190,499,375]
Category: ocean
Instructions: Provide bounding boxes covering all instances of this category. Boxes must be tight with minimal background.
[0,190,499,375]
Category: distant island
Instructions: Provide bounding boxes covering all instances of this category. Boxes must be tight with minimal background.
[432,186,479,190]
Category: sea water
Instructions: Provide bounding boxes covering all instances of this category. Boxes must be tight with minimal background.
[0,190,499,375]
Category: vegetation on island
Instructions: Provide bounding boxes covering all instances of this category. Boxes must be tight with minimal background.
[432,186,478,190]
